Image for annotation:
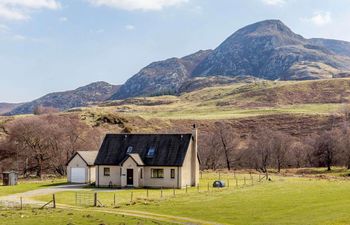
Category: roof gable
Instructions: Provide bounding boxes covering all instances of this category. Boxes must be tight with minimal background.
[121,153,145,166]
[95,134,192,166]
[67,151,98,166]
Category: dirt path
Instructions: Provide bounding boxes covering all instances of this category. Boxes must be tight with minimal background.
[58,204,222,225]
[0,185,222,225]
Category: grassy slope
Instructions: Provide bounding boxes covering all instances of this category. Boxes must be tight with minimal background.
[0,208,172,225]
[32,172,350,225]
[91,78,350,120]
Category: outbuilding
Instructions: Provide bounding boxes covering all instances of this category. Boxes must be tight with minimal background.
[67,151,98,184]
[2,171,18,186]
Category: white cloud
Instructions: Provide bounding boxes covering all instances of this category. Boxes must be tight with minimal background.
[125,24,135,30]
[302,11,332,26]
[0,0,61,21]
[13,34,26,41]
[310,11,332,26]
[59,17,68,22]
[261,0,285,6]
[88,0,188,11]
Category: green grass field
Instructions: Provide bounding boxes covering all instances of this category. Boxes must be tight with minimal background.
[0,178,66,197]
[0,208,174,225]
[31,172,350,225]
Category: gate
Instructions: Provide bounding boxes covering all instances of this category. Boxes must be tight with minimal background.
[75,192,94,206]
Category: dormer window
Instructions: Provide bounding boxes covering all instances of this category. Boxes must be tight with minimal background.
[126,146,133,153]
[147,147,156,157]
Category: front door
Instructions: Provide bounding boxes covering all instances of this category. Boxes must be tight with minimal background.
[127,169,134,186]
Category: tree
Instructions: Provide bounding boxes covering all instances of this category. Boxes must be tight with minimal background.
[336,125,350,169]
[245,129,273,173]
[4,114,102,177]
[271,132,290,172]
[314,129,340,171]
[214,122,241,170]
[33,105,59,115]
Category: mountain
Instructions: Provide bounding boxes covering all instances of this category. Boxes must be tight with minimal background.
[0,103,23,115]
[110,50,212,100]
[111,20,350,100]
[7,82,120,115]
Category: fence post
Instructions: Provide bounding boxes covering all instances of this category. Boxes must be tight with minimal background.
[207,182,210,192]
[235,177,238,188]
[147,189,149,198]
[52,194,56,209]
[200,171,203,179]
[114,193,116,206]
[130,191,133,202]
[173,186,176,197]
[227,179,230,188]
[94,193,97,207]
[75,192,77,205]
[20,197,23,210]
[161,187,163,198]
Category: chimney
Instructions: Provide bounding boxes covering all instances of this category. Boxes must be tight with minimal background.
[191,124,199,186]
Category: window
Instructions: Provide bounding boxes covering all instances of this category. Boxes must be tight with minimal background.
[126,146,133,153]
[140,168,143,179]
[171,169,175,179]
[147,147,156,157]
[104,167,110,176]
[151,169,164,178]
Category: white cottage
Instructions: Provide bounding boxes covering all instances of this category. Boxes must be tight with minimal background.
[94,127,200,188]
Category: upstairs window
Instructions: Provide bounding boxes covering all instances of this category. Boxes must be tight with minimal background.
[147,147,156,157]
[126,146,133,153]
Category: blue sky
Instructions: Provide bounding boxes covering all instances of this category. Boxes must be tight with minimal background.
[1,0,350,102]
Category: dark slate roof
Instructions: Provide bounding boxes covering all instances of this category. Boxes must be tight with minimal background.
[94,134,193,166]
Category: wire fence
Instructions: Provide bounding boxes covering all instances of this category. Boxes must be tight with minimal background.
[0,171,269,209]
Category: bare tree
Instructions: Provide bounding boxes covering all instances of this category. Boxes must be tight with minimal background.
[33,105,59,115]
[4,114,102,177]
[271,132,291,172]
[214,122,241,170]
[314,129,340,171]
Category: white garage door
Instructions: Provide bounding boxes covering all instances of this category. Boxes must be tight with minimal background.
[71,168,86,183]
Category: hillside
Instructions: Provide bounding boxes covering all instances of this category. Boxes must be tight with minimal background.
[111,20,350,100]
[7,82,120,115]
[0,103,23,115]
[100,78,350,120]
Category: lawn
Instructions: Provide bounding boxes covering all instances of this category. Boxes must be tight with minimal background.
[0,208,174,225]
[32,172,350,225]
[0,178,66,197]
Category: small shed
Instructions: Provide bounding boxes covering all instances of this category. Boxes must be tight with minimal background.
[67,151,98,184]
[2,171,18,186]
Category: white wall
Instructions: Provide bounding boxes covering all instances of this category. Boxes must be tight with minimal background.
[96,165,121,187]
[67,154,92,183]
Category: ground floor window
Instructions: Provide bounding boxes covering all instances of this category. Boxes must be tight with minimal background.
[171,169,175,179]
[151,169,164,178]
[104,167,110,176]
[140,168,143,179]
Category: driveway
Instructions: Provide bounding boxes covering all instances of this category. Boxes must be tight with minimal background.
[0,184,89,205]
